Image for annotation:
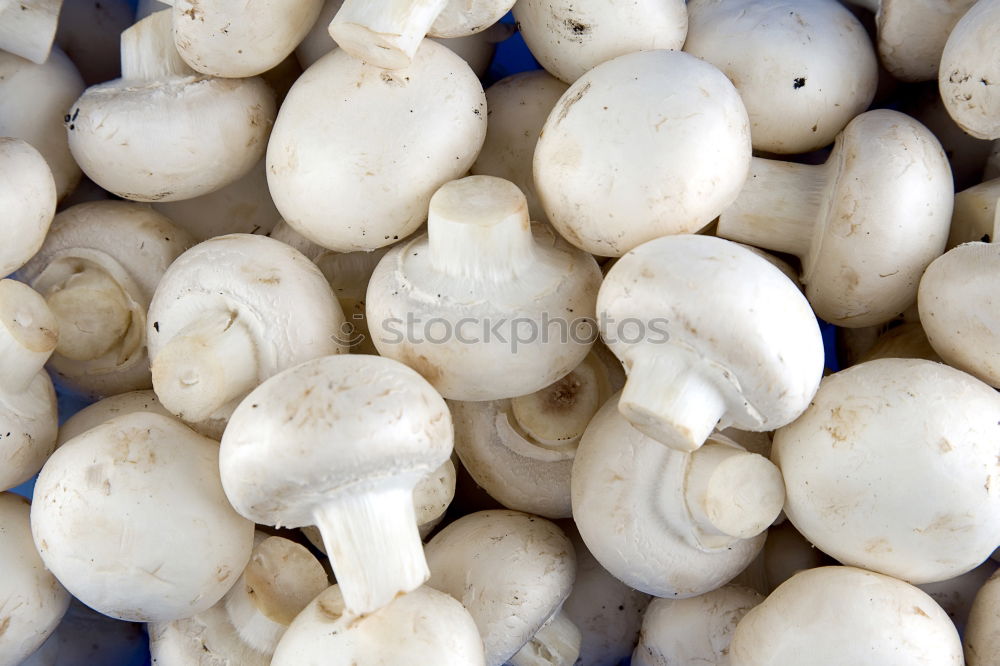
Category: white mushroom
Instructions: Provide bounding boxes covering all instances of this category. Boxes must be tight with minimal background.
[598,234,824,452]
[0,279,58,493]
[512,0,687,84]
[773,358,1000,584]
[0,0,62,64]
[31,412,255,622]
[572,393,784,599]
[56,390,172,447]
[425,510,578,666]
[533,49,751,257]
[0,47,84,199]
[718,109,953,327]
[19,201,193,399]
[684,0,878,153]
[0,493,69,665]
[147,233,345,426]
[271,585,486,665]
[947,176,1000,248]
[939,0,1000,140]
[150,534,329,665]
[366,175,602,401]
[449,347,624,518]
[219,354,454,615]
[918,559,998,634]
[856,322,942,364]
[965,568,1000,665]
[0,138,56,277]
[328,0,514,69]
[54,0,134,85]
[267,39,486,252]
[67,10,277,202]
[632,585,763,666]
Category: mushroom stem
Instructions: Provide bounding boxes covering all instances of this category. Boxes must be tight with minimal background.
[0,280,58,393]
[311,481,429,615]
[684,441,785,541]
[618,347,728,452]
[121,9,197,81]
[328,0,450,70]
[508,610,582,666]
[717,157,829,258]
[428,175,536,281]
[45,267,132,362]
[151,310,258,422]
[0,0,61,64]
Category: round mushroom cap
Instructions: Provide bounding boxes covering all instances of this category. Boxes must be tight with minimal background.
[966,569,1000,664]
[31,412,255,622]
[939,0,1000,140]
[425,510,576,665]
[728,566,963,665]
[0,493,70,664]
[0,137,56,276]
[685,0,877,154]
[773,358,1000,584]
[534,49,751,257]
[57,390,173,447]
[876,0,977,83]
[271,585,485,666]
[220,354,454,527]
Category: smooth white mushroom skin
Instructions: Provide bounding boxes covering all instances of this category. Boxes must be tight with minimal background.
[31,412,255,622]
[856,322,942,364]
[268,39,486,252]
[685,0,878,153]
[0,493,69,665]
[729,566,963,665]
[367,175,602,401]
[0,0,61,65]
[866,0,976,82]
[55,0,135,85]
[632,585,763,666]
[598,235,824,452]
[513,0,687,84]
[718,109,953,328]
[271,585,486,665]
[774,358,1000,584]
[56,390,173,447]
[0,138,56,277]
[966,569,1000,665]
[425,510,577,666]
[939,0,1000,140]
[0,47,84,200]
[534,49,751,257]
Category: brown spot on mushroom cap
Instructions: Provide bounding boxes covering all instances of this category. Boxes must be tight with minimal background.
[399,350,442,385]
[913,606,930,618]
[0,617,9,637]
[318,596,344,621]
[555,82,591,124]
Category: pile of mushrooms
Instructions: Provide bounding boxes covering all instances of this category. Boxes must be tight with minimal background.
[3,1,1000,664]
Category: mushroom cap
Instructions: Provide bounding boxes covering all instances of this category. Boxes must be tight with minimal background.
[149,604,269,666]
[271,585,486,666]
[220,354,453,527]
[939,0,1000,140]
[512,0,687,84]
[632,585,763,666]
[876,0,977,82]
[533,49,751,257]
[773,358,1000,584]
[572,392,767,599]
[68,74,276,202]
[31,412,254,622]
[0,137,56,276]
[799,109,953,327]
[56,390,174,447]
[425,510,576,666]
[429,0,516,39]
[685,0,877,154]
[0,370,58,492]
[966,569,1000,665]
[919,242,1000,387]
[599,235,824,434]
[0,493,70,665]
[267,39,486,252]
[728,566,963,665]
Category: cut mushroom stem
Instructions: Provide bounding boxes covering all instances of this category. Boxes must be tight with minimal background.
[311,479,428,615]
[121,9,197,81]
[508,610,582,666]
[0,0,61,64]
[684,441,785,540]
[46,267,132,362]
[329,0,450,69]
[428,176,535,280]
[618,348,728,453]
[0,280,58,394]
[717,157,827,257]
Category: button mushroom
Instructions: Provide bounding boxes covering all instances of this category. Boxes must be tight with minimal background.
[533,49,751,257]
[717,109,953,327]
[947,176,1000,248]
[219,354,454,615]
[939,0,1000,140]
[965,568,1000,665]
[31,412,255,622]
[598,234,824,452]
[56,390,173,447]
[0,138,56,279]
[366,175,602,401]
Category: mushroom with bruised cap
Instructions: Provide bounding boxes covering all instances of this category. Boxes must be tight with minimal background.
[219,354,454,615]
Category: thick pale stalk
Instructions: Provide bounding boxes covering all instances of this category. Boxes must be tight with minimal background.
[717,157,829,258]
[312,481,428,615]
[508,610,582,666]
[151,310,258,422]
[329,0,449,69]
[0,279,58,393]
[0,0,61,64]
[45,268,131,361]
[121,9,196,81]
